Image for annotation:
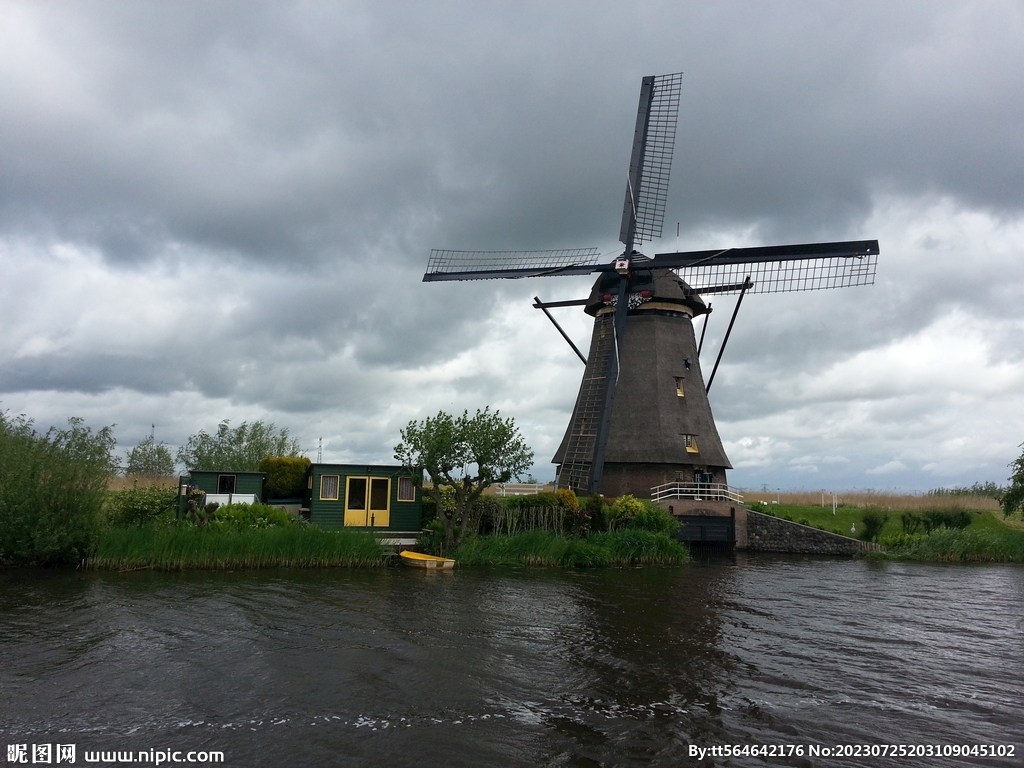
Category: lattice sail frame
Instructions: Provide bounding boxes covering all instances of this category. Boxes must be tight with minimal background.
[425,248,601,281]
[626,72,683,246]
[675,253,878,295]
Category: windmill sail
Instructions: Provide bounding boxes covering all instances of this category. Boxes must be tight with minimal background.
[653,240,879,294]
[423,248,601,282]
[619,72,683,249]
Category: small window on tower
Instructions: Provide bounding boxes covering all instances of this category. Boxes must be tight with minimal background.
[675,377,685,397]
[682,434,699,453]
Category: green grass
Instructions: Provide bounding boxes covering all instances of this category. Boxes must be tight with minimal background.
[89,525,387,570]
[452,529,690,567]
[865,520,1024,563]
[749,502,885,537]
[753,503,1024,563]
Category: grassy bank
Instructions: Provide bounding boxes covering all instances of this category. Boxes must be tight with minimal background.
[864,526,1024,563]
[453,529,690,567]
[89,526,387,570]
[756,503,1024,563]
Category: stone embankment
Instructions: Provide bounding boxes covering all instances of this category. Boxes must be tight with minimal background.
[745,509,881,555]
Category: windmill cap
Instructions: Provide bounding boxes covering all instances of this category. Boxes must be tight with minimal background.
[585,267,709,317]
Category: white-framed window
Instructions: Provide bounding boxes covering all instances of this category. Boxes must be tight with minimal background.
[320,474,340,501]
[675,377,685,397]
[682,434,699,453]
[397,476,416,502]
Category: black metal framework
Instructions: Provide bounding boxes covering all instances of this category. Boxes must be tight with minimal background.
[424,248,600,282]
[620,72,683,248]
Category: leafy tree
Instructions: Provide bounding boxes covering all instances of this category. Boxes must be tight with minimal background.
[0,412,116,566]
[125,432,175,476]
[105,485,178,527]
[395,408,534,550]
[1003,442,1024,516]
[259,456,312,498]
[177,420,303,471]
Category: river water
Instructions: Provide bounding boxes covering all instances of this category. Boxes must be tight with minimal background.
[1,556,1021,767]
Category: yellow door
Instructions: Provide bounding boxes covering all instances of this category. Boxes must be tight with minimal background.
[345,477,390,527]
[345,477,368,526]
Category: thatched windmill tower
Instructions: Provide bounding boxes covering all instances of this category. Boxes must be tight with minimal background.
[424,73,878,500]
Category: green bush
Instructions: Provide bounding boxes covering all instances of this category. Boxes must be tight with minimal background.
[210,502,298,530]
[583,494,610,531]
[608,495,646,530]
[903,508,974,534]
[0,413,115,566]
[603,496,679,535]
[901,512,923,535]
[556,488,579,509]
[504,491,561,510]
[105,485,178,528]
[860,509,890,542]
[626,504,681,535]
[259,456,312,498]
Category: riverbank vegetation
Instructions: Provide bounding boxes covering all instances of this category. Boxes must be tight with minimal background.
[421,491,689,566]
[89,526,386,570]
[453,529,689,567]
[0,413,116,567]
[756,500,1024,563]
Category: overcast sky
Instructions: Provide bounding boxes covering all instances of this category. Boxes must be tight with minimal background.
[1,0,1022,491]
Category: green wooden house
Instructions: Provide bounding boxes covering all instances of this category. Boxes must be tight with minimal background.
[185,470,266,498]
[303,463,423,531]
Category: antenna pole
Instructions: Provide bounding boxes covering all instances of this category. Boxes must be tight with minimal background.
[706,277,751,395]
[534,297,587,365]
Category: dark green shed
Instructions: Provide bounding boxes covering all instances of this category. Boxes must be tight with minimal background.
[186,470,266,499]
[303,464,422,531]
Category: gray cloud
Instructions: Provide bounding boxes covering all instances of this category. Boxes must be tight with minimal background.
[1,0,1022,488]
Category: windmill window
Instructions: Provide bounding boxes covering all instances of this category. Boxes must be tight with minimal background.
[682,434,699,453]
[320,474,340,501]
[397,476,416,502]
[675,377,685,397]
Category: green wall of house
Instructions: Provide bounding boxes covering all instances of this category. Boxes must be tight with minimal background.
[304,464,422,531]
[186,471,265,498]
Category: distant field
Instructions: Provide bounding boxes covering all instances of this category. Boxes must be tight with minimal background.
[741,490,1000,511]
[108,474,179,491]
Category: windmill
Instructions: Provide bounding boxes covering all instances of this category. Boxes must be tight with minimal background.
[424,73,878,499]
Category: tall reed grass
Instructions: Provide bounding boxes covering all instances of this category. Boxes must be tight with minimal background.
[868,527,1024,563]
[453,529,689,567]
[89,526,386,570]
[743,490,1000,511]
[107,474,179,491]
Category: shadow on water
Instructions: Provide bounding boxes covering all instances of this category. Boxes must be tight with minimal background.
[2,559,1022,768]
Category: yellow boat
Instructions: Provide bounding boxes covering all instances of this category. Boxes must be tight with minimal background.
[399,551,456,570]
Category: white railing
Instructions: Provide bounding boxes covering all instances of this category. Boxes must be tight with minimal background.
[496,483,555,497]
[651,482,743,503]
[203,493,259,506]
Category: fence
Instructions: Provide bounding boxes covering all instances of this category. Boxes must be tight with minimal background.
[651,482,744,504]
